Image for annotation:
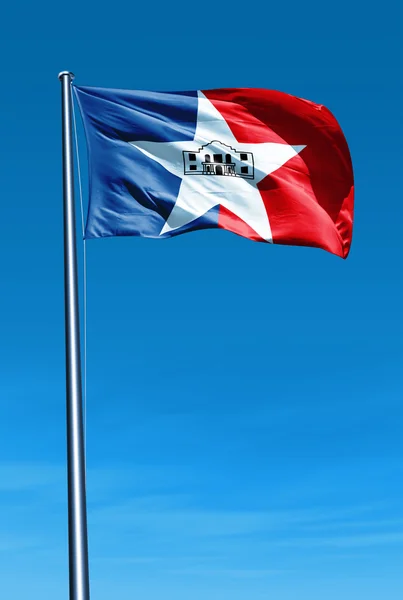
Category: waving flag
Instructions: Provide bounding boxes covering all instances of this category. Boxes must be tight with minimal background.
[74,86,354,257]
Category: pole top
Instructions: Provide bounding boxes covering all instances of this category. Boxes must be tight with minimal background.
[58,71,75,81]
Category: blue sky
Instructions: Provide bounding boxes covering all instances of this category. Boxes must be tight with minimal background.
[0,1,402,599]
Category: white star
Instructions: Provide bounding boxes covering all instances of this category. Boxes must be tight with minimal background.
[130,92,305,241]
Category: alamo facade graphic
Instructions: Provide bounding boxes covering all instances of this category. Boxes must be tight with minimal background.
[183,141,254,180]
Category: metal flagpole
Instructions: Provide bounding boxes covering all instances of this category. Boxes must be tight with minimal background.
[58,71,90,600]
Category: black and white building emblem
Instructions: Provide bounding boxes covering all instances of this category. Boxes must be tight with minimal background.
[183,140,254,180]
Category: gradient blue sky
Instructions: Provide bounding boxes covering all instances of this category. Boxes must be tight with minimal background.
[1,1,402,599]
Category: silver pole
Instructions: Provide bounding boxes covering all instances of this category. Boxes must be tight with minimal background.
[59,71,90,600]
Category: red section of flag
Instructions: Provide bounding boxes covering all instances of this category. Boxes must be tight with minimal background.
[218,205,264,241]
[203,88,354,258]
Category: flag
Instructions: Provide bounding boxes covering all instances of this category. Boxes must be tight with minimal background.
[74,86,354,258]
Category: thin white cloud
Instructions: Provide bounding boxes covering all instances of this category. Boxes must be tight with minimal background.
[0,462,64,492]
[275,532,403,549]
[89,495,403,542]
[165,567,288,578]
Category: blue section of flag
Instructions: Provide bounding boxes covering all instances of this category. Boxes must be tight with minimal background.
[74,86,205,239]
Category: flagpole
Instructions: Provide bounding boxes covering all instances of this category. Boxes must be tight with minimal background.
[59,71,90,600]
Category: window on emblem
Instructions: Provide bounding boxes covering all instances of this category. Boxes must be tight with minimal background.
[189,165,197,171]
[240,153,248,161]
[205,154,211,162]
[213,154,223,163]
[189,153,196,161]
[241,166,249,174]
